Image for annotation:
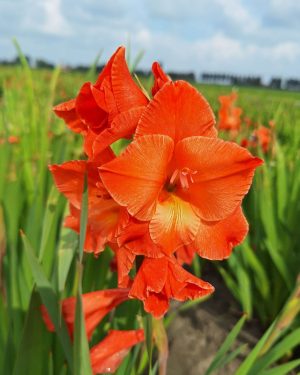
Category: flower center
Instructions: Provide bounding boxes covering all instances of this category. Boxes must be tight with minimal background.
[169,167,197,190]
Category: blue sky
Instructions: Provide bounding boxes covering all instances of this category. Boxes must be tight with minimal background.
[1,0,300,80]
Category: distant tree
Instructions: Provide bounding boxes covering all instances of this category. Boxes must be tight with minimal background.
[285,79,300,91]
[269,78,282,90]
[36,59,54,69]
[168,72,195,82]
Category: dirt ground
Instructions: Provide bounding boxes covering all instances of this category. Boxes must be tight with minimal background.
[167,268,261,375]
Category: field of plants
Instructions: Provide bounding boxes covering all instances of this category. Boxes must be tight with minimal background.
[0,45,300,375]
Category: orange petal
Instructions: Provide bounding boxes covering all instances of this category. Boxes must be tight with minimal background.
[90,330,144,374]
[83,127,115,161]
[49,160,87,208]
[129,258,169,316]
[129,257,214,318]
[41,289,129,340]
[175,245,195,265]
[93,106,145,157]
[144,293,169,318]
[76,82,108,132]
[111,47,148,112]
[135,257,169,294]
[149,194,200,253]
[117,217,164,258]
[100,135,174,221]
[50,160,121,254]
[152,61,171,96]
[53,99,87,134]
[115,246,136,288]
[86,196,122,254]
[174,136,263,221]
[190,206,248,260]
[167,260,214,301]
[83,129,98,158]
[136,81,216,142]
[94,47,122,87]
[64,193,122,255]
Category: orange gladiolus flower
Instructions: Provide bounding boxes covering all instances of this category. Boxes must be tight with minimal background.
[90,329,144,374]
[100,81,262,255]
[8,135,20,144]
[255,126,272,153]
[53,46,148,159]
[51,47,264,319]
[41,289,129,340]
[129,256,214,317]
[241,125,272,153]
[218,92,243,134]
[0,135,20,145]
[49,156,124,255]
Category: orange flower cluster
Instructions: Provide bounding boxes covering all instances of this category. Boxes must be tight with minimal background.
[0,135,20,145]
[50,47,262,319]
[217,92,274,153]
[218,92,242,136]
[241,124,273,153]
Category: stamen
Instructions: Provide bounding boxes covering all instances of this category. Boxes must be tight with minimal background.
[170,169,179,185]
[169,168,197,190]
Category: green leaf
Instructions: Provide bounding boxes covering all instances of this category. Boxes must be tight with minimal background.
[21,232,73,371]
[215,344,248,371]
[235,321,276,375]
[57,229,77,294]
[13,292,49,375]
[73,270,93,375]
[249,328,300,374]
[259,359,300,375]
[143,314,154,375]
[73,175,92,375]
[205,315,246,375]
[78,175,88,262]
[236,266,252,317]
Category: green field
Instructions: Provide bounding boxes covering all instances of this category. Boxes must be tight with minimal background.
[1,57,300,375]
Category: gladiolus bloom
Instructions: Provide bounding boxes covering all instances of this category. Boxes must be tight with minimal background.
[129,256,214,317]
[218,92,242,134]
[53,46,148,159]
[100,81,262,254]
[241,125,272,153]
[255,126,272,153]
[90,329,144,374]
[49,157,124,255]
[41,289,129,340]
[51,47,263,320]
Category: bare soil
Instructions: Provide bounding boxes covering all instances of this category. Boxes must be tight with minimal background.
[167,267,261,375]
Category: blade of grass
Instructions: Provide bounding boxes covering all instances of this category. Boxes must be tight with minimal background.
[205,315,247,375]
[259,359,300,375]
[235,321,276,375]
[13,291,50,375]
[143,314,154,375]
[250,328,300,374]
[20,231,73,371]
[73,175,92,375]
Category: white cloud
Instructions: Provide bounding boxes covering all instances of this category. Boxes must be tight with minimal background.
[216,0,259,33]
[42,0,72,35]
[24,0,72,36]
[0,0,300,78]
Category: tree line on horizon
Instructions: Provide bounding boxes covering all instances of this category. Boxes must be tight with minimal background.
[1,55,300,91]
